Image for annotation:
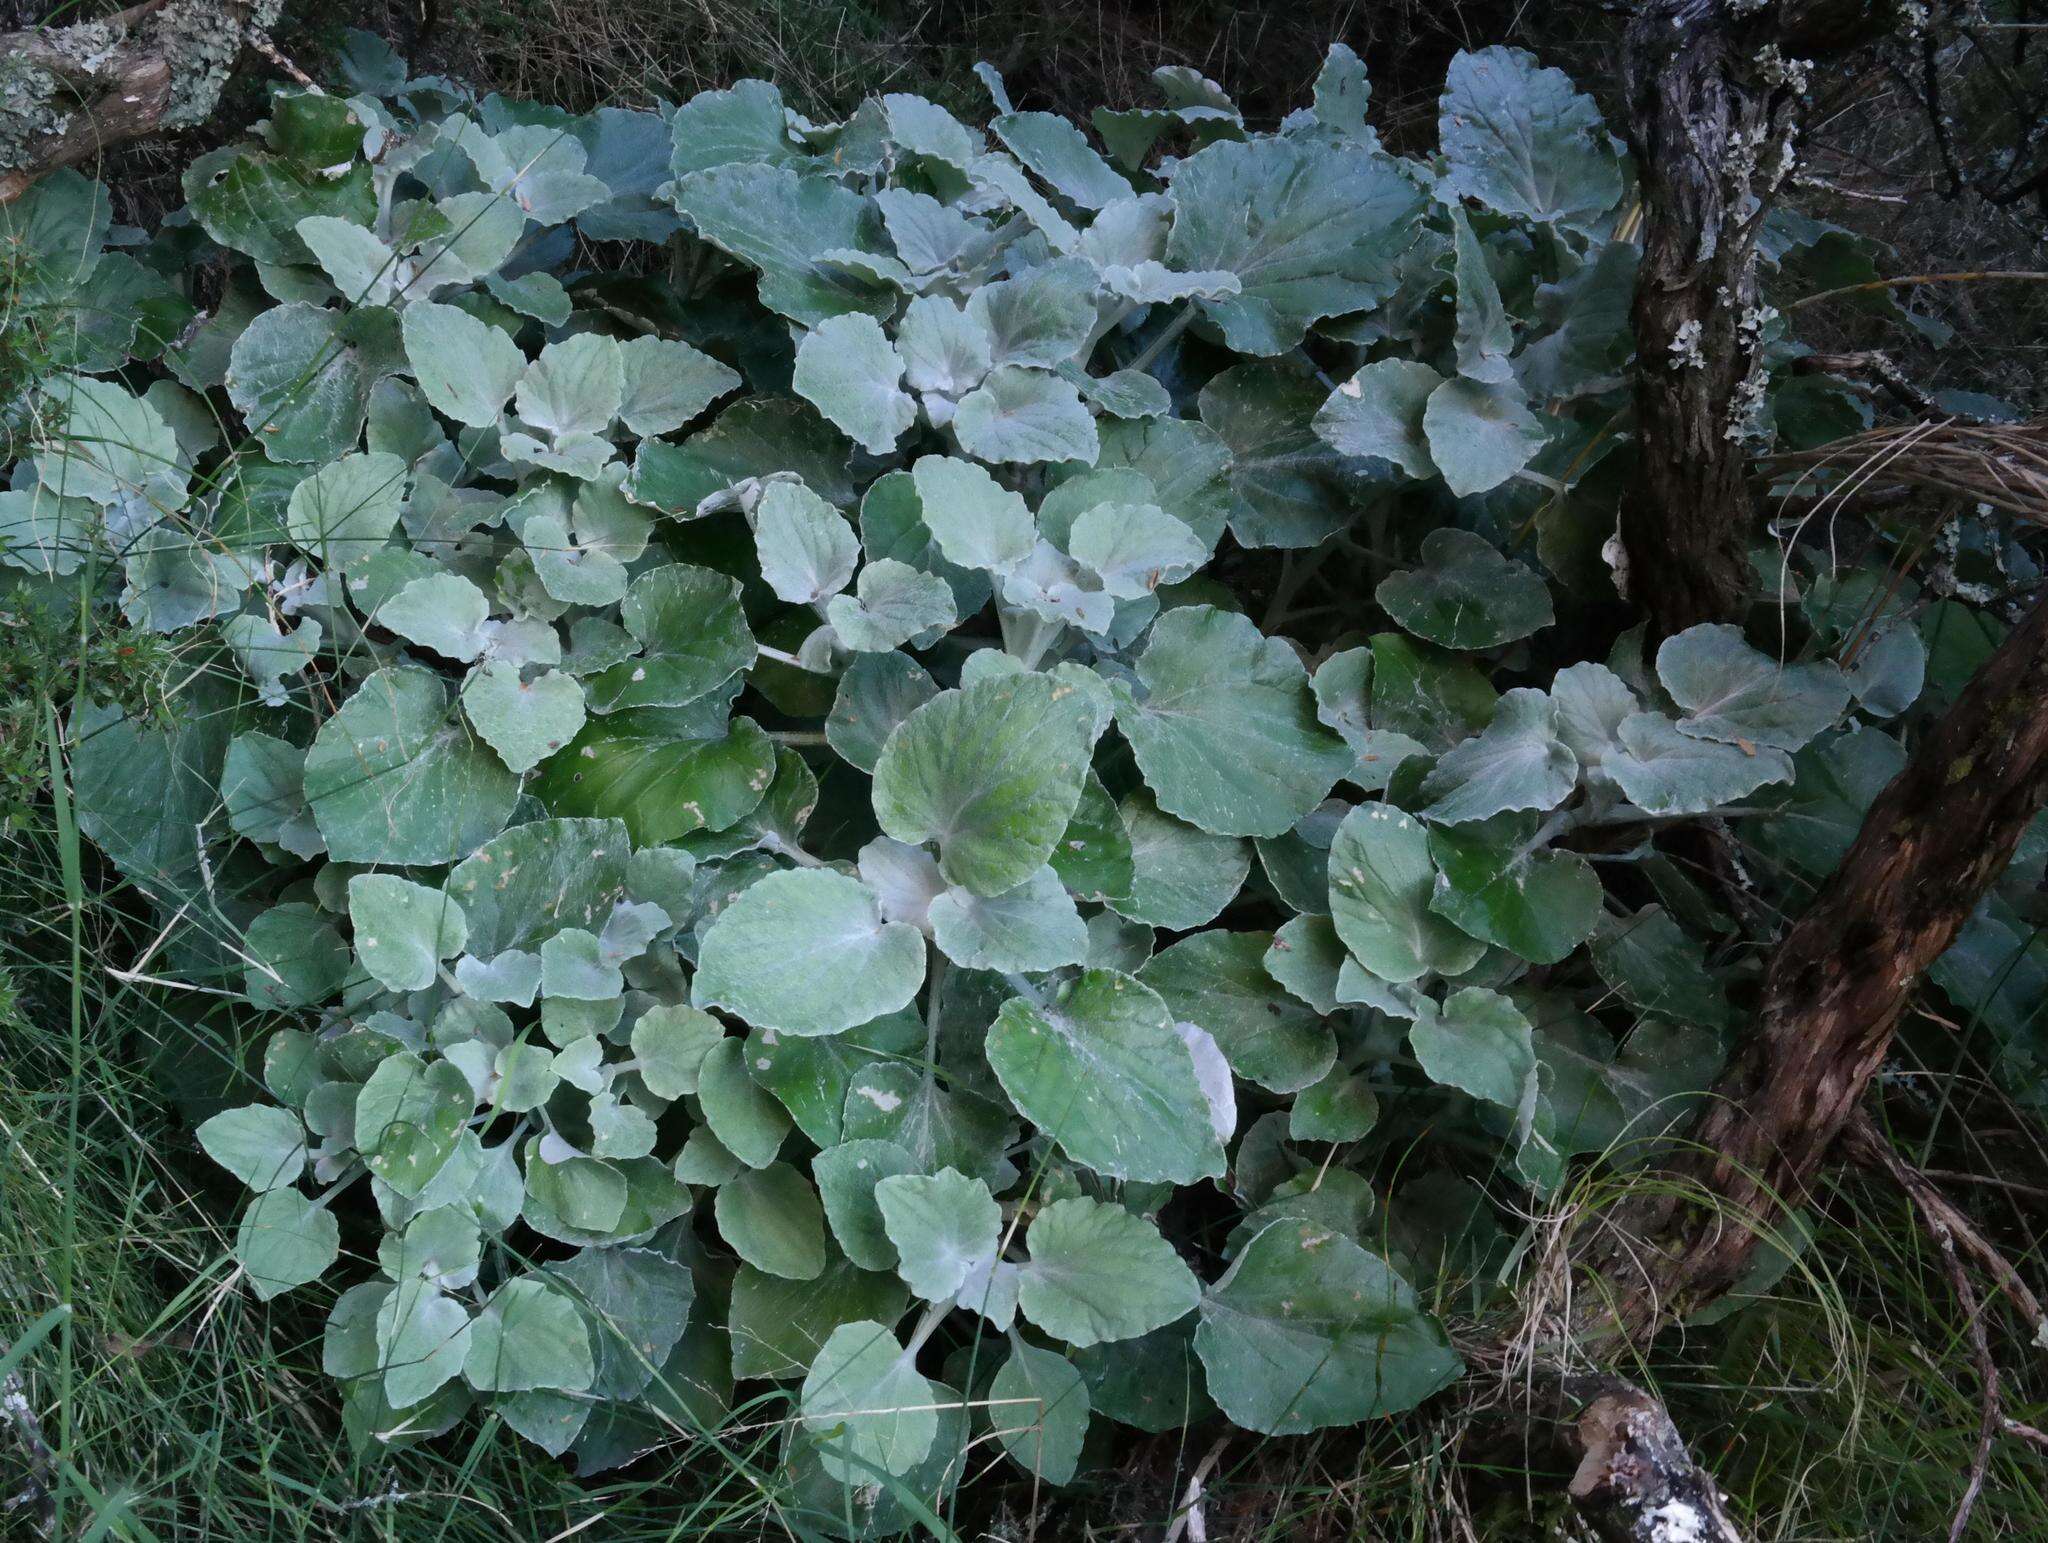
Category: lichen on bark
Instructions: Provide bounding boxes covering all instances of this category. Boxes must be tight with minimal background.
[1,0,285,194]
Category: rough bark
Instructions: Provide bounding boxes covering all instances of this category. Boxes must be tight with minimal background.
[1580,587,2048,1337]
[1618,0,1901,641]
[0,0,283,204]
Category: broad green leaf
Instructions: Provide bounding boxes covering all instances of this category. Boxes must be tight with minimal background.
[729,1260,908,1381]
[631,1004,725,1099]
[540,928,622,1002]
[896,295,994,396]
[1141,931,1334,1094]
[33,374,185,512]
[1290,1066,1380,1142]
[813,1140,920,1272]
[667,78,805,177]
[465,1278,596,1393]
[954,366,1099,465]
[967,258,1097,369]
[1439,45,1623,231]
[587,564,755,713]
[698,1037,793,1167]
[1363,633,1498,754]
[750,1012,923,1149]
[1068,501,1204,597]
[1530,1007,1722,1157]
[1655,623,1850,752]
[348,873,468,992]
[516,333,623,439]
[628,397,855,515]
[196,1104,307,1192]
[285,450,406,572]
[1448,206,1513,384]
[668,164,892,327]
[1263,914,1347,1013]
[446,817,631,957]
[534,706,774,845]
[186,146,375,268]
[754,480,858,604]
[463,662,587,774]
[1409,987,1537,1108]
[986,969,1226,1184]
[827,559,958,653]
[992,111,1130,208]
[401,300,524,428]
[694,868,926,1036]
[305,668,520,865]
[1199,361,1368,550]
[413,190,526,287]
[989,1344,1088,1485]
[716,1162,827,1279]
[1548,660,1638,772]
[799,1319,937,1481]
[1607,712,1794,815]
[0,484,97,577]
[1164,136,1425,355]
[226,300,397,464]
[928,865,1086,973]
[1108,788,1250,931]
[379,572,491,662]
[1377,529,1552,650]
[792,314,915,455]
[547,1247,696,1401]
[1018,1196,1198,1347]
[121,528,256,633]
[874,1167,1000,1300]
[1751,725,1906,878]
[1194,1220,1460,1434]
[356,1053,472,1197]
[1328,804,1486,983]
[1421,377,1546,498]
[238,1188,339,1300]
[377,1280,473,1408]
[1075,415,1235,551]
[1418,688,1578,826]
[1287,41,1368,138]
[1049,773,1134,905]
[1308,646,1424,791]
[873,671,1097,897]
[617,335,739,436]
[1111,606,1349,838]
[828,652,940,773]
[243,903,349,1008]
[1588,907,1736,1032]
[1427,814,1601,965]
[223,730,320,855]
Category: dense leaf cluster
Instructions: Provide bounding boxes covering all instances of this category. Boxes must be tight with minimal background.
[7,25,2045,1512]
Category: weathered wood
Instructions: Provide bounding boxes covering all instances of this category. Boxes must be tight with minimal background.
[0,0,282,204]
[1569,1383,1746,1543]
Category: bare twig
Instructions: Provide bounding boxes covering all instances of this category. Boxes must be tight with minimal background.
[1161,1436,1228,1543]
[1846,1110,2048,1341]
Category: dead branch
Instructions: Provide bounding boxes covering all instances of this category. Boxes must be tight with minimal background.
[1568,1383,1747,1543]
[0,0,284,205]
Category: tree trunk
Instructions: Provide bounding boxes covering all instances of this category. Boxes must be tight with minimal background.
[0,0,284,205]
[1579,587,2048,1338]
[1617,0,1902,641]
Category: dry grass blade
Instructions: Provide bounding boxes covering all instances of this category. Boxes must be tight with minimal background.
[1758,419,2048,525]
